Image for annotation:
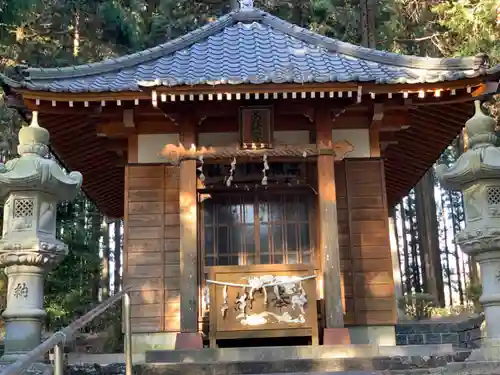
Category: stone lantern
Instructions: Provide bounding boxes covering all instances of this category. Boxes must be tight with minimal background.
[436,100,500,360]
[0,112,82,361]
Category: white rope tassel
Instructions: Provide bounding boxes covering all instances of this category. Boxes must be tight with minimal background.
[226,157,237,186]
[262,154,269,185]
[197,155,205,182]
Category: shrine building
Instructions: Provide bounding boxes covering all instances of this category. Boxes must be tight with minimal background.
[2,4,500,352]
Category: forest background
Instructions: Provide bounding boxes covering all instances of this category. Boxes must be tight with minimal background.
[0,0,499,351]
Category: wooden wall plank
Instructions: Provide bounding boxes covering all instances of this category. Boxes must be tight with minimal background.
[165,239,180,252]
[128,202,163,214]
[128,239,162,252]
[128,177,164,190]
[128,252,163,266]
[345,159,396,326]
[125,277,163,290]
[132,319,163,333]
[128,227,163,240]
[128,214,163,227]
[129,189,163,202]
[129,166,165,178]
[125,164,182,334]
[129,290,163,305]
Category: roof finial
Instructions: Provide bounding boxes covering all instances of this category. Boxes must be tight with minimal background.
[239,0,253,11]
[465,100,497,150]
[30,110,40,127]
[17,110,50,157]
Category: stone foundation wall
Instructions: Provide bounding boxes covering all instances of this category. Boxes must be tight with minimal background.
[395,315,484,348]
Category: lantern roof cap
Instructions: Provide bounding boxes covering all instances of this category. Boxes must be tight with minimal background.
[0,111,83,200]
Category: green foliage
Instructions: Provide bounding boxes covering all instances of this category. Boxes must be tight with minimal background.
[44,197,102,330]
[398,293,437,320]
[466,282,483,312]
[431,0,500,61]
[428,304,476,318]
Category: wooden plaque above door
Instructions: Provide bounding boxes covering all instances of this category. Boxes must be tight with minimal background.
[239,106,274,148]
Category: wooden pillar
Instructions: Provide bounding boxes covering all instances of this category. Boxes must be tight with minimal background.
[316,106,350,344]
[176,113,202,348]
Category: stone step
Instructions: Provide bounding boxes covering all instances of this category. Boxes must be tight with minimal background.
[67,367,393,375]
[145,344,455,364]
[65,360,500,375]
[257,373,382,375]
[67,352,471,375]
[65,344,456,366]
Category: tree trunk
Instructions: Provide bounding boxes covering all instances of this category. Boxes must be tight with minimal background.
[360,0,369,48]
[415,168,445,306]
[407,193,422,293]
[449,191,465,305]
[360,0,377,48]
[113,220,122,294]
[400,201,411,294]
[440,190,453,306]
[389,208,403,300]
[73,12,80,58]
[91,206,101,302]
[366,0,377,48]
[101,219,110,299]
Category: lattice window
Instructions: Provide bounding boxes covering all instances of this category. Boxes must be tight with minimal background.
[488,187,500,205]
[13,199,34,218]
[201,192,314,266]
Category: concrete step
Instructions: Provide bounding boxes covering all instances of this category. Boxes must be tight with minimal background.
[145,344,455,364]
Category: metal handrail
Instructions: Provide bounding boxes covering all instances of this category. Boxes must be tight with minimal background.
[0,287,133,375]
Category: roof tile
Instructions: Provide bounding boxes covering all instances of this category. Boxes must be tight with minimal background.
[4,8,494,93]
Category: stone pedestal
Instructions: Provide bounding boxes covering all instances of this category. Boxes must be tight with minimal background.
[2,265,46,361]
[436,101,500,361]
[0,111,82,362]
[175,332,204,349]
[323,328,351,345]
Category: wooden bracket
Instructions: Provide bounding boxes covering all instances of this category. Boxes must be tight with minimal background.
[369,103,384,157]
[123,109,135,128]
[380,131,399,152]
[105,138,128,154]
[472,80,500,97]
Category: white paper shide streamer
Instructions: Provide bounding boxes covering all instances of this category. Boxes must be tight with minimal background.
[262,154,269,185]
[197,155,205,188]
[226,157,237,186]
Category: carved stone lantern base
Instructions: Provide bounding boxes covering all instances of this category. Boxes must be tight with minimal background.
[0,238,68,361]
[1,264,49,362]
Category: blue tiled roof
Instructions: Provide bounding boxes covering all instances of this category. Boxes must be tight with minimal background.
[2,9,495,93]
